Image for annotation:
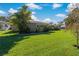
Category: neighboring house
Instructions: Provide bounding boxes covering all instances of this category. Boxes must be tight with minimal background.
[27,21,46,32]
[0,21,10,30]
[60,22,65,29]
[0,20,52,32]
[11,20,51,32]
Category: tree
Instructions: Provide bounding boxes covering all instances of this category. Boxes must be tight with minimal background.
[9,5,32,33]
[65,8,79,48]
[0,23,2,30]
[0,16,7,21]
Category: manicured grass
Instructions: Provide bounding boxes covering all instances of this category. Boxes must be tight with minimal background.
[0,30,79,56]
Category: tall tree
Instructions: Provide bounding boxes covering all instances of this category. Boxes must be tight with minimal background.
[9,5,32,33]
[0,16,7,21]
[65,7,79,48]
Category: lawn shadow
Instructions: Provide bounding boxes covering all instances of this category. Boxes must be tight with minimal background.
[0,31,54,56]
[25,31,55,36]
[4,31,55,36]
[0,33,29,56]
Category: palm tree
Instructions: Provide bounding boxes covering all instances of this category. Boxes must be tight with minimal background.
[9,5,32,33]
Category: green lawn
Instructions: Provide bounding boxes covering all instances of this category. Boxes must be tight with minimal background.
[0,30,79,56]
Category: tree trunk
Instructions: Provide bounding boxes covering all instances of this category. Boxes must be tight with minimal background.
[76,30,79,48]
[77,32,79,46]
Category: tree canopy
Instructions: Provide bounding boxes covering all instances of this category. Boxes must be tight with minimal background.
[9,5,32,33]
[65,7,79,48]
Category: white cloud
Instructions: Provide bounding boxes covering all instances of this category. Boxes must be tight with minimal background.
[31,15,53,23]
[65,9,69,12]
[52,3,62,9]
[56,14,67,18]
[18,7,21,9]
[8,8,18,14]
[66,3,79,12]
[0,10,6,14]
[42,18,60,24]
[31,15,58,24]
[26,3,42,9]
[42,18,53,23]
[31,15,40,21]
[32,11,36,14]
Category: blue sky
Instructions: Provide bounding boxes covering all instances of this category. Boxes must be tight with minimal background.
[0,3,70,23]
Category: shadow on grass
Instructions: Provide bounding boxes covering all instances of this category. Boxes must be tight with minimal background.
[0,31,54,56]
[0,33,29,56]
[4,31,54,36]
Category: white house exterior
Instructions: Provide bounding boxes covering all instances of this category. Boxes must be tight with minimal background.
[0,20,51,32]
[10,20,51,32]
[0,21,10,30]
[27,21,47,32]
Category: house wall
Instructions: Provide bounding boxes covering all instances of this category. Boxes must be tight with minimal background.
[27,22,45,32]
[0,21,10,30]
[11,21,48,32]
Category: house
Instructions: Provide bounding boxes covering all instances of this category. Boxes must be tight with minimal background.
[27,21,47,32]
[11,20,52,32]
[0,21,10,30]
[0,19,52,32]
